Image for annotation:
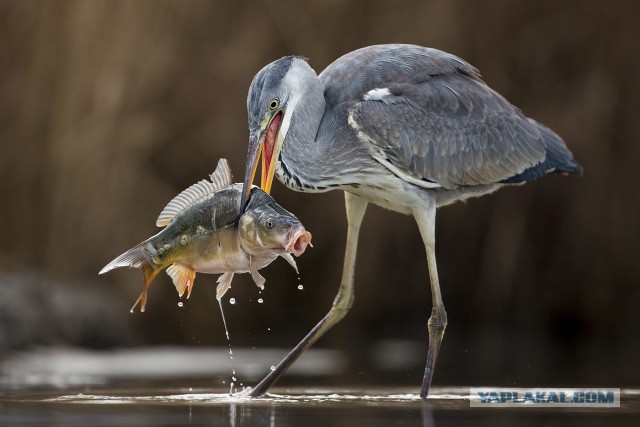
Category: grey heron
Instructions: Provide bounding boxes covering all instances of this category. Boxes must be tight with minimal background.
[240,44,582,399]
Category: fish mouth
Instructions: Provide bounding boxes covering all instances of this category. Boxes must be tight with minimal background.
[285,225,312,257]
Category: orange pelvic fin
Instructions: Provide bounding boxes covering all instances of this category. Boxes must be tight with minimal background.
[166,263,197,299]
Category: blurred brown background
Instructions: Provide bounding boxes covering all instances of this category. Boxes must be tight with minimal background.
[0,0,638,387]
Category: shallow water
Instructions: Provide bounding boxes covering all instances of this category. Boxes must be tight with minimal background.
[1,349,636,426]
[1,387,638,426]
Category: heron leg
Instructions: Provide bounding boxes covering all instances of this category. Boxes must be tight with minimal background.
[414,200,447,399]
[248,192,368,397]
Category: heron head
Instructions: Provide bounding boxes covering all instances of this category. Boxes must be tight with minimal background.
[241,56,311,209]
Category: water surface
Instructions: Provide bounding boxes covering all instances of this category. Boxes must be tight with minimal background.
[1,386,637,426]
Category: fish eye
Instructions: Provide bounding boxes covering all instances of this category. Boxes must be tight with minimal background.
[269,98,279,110]
[265,219,273,228]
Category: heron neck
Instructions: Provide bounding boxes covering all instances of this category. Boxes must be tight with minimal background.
[278,75,332,189]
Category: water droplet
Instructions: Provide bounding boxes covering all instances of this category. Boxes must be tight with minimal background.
[270,365,276,371]
[229,349,233,355]
[257,298,263,303]
[229,298,236,305]
[218,299,230,340]
[267,327,271,331]
[189,387,193,392]
[232,376,237,382]
[297,284,304,290]
[178,301,184,308]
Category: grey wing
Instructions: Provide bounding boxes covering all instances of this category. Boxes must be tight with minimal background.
[348,72,548,189]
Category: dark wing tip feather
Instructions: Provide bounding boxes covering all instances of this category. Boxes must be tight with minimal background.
[501,120,582,183]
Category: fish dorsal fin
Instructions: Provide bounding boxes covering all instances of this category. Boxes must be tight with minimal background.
[155,159,234,227]
[208,158,234,189]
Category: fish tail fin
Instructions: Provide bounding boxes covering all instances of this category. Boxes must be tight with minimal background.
[99,243,148,275]
[99,243,161,313]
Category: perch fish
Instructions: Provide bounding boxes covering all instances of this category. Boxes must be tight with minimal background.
[99,159,312,312]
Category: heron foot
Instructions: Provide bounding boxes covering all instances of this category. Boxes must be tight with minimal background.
[421,308,447,399]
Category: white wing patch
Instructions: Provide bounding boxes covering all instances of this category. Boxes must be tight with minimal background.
[156,158,234,227]
[363,87,391,101]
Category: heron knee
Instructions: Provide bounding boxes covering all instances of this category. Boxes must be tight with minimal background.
[329,303,351,322]
[428,307,448,330]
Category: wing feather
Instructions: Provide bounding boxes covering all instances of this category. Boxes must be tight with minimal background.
[349,73,546,189]
[320,45,580,188]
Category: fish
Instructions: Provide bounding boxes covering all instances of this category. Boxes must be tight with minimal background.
[99,158,312,312]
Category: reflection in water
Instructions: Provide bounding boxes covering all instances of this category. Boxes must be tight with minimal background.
[229,402,236,427]
[421,404,434,427]
[270,403,276,427]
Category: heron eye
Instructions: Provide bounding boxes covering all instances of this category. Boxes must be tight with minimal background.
[269,98,279,110]
[266,219,273,229]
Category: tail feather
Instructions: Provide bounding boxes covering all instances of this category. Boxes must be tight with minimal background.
[99,243,161,312]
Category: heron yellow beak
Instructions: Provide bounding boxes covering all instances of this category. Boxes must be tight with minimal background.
[260,136,277,195]
[241,134,262,210]
[241,111,284,210]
